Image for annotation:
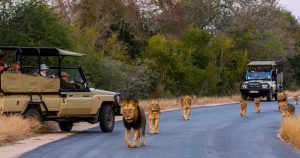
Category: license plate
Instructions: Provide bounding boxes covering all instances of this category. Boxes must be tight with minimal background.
[250,91,259,93]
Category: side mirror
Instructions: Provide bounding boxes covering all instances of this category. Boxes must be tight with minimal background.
[84,82,89,89]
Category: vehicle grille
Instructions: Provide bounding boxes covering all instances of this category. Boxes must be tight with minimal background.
[248,82,261,90]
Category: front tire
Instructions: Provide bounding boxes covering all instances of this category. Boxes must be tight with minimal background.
[99,104,115,133]
[59,122,73,132]
[241,92,247,100]
[24,109,43,122]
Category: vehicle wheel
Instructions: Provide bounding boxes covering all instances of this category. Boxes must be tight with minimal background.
[267,89,273,101]
[59,122,73,132]
[241,93,247,100]
[24,109,43,122]
[99,104,115,133]
[274,92,278,101]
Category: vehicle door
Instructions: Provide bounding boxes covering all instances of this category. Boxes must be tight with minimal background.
[60,68,92,115]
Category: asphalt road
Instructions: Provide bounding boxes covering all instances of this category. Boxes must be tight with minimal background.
[20,99,300,158]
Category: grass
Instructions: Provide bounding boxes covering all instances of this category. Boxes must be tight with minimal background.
[0,115,57,146]
[278,90,300,150]
[280,115,300,149]
[139,94,240,111]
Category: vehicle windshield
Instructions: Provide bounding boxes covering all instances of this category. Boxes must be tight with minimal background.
[246,71,272,80]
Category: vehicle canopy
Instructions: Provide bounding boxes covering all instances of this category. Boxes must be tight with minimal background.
[0,46,87,93]
[247,61,277,66]
[246,61,282,81]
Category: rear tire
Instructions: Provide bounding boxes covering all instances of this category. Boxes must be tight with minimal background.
[59,122,73,132]
[267,89,273,101]
[24,109,43,122]
[274,92,278,101]
[99,104,115,133]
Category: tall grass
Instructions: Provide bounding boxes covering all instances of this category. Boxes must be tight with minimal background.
[0,115,57,146]
[139,95,240,111]
[280,115,300,149]
[285,90,300,98]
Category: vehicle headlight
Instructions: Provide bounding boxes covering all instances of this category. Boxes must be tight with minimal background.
[241,84,248,89]
[261,84,269,89]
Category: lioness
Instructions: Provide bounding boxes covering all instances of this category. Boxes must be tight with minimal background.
[148,99,160,134]
[181,95,192,120]
[254,97,260,113]
[122,99,146,148]
[277,90,287,102]
[240,99,247,117]
[280,101,295,118]
[277,90,288,111]
[293,95,298,105]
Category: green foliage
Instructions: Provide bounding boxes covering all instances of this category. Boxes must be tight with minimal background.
[0,0,70,48]
[0,0,299,98]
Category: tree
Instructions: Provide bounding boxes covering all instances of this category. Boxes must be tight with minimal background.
[0,0,71,48]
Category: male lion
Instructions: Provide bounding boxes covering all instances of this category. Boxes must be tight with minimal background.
[240,99,247,117]
[254,97,260,113]
[181,95,191,120]
[293,95,298,105]
[122,99,146,148]
[148,99,161,134]
[280,101,295,118]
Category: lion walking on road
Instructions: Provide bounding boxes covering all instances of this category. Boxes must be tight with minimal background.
[240,99,247,117]
[277,90,287,111]
[148,99,160,134]
[181,95,192,120]
[277,90,287,102]
[254,97,260,113]
[122,99,146,148]
[293,95,298,105]
[280,101,295,118]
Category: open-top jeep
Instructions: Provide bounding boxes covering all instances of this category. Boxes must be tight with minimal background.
[0,46,121,132]
[240,61,283,101]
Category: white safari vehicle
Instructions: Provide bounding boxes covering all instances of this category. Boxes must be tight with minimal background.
[240,61,283,101]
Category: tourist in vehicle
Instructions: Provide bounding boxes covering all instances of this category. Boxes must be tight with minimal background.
[60,71,76,89]
[8,62,21,72]
[39,64,55,78]
[0,61,6,75]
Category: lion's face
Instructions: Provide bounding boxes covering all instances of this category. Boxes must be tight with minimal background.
[150,100,160,112]
[294,96,298,101]
[279,102,288,112]
[277,91,286,101]
[122,100,139,123]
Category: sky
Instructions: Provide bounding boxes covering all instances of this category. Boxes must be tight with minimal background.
[279,0,300,19]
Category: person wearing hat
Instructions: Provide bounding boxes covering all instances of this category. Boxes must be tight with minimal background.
[0,60,6,75]
[60,71,76,89]
[40,64,55,78]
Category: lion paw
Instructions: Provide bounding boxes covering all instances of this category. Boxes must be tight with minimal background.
[129,144,138,148]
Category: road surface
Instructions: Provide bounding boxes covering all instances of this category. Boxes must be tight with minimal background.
[20,100,300,158]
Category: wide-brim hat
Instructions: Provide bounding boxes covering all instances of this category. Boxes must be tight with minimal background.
[61,72,69,77]
[40,64,49,70]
